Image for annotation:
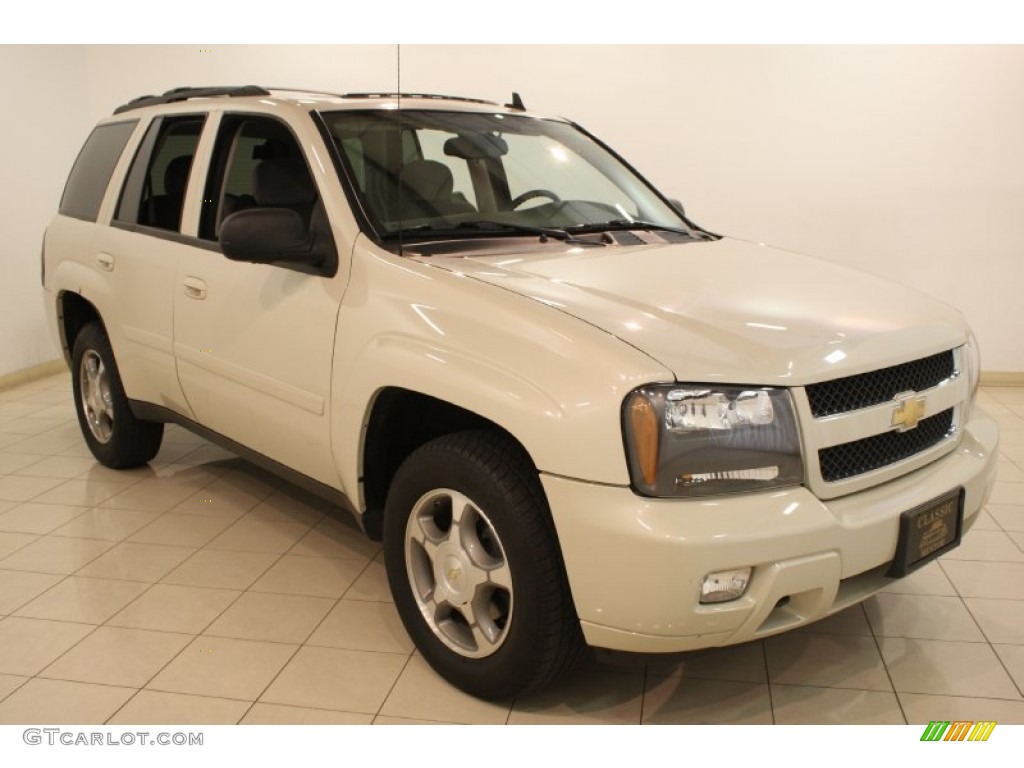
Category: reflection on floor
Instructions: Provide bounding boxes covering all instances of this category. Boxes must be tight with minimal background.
[0,373,1022,724]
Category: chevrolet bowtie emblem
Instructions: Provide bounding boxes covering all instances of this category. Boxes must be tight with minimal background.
[892,392,927,432]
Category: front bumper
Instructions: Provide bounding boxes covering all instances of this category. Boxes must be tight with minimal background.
[543,410,999,653]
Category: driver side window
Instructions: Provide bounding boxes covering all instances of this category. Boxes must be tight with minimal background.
[199,115,319,242]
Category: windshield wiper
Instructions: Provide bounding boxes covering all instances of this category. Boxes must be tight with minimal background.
[567,219,710,239]
[389,221,605,246]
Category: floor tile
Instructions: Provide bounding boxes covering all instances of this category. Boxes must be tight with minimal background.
[1,452,51,475]
[307,599,414,654]
[75,542,197,583]
[18,455,99,479]
[249,554,364,598]
[373,715,458,725]
[380,655,509,724]
[793,604,872,636]
[964,598,1024,644]
[0,678,134,724]
[0,535,113,574]
[32,478,136,507]
[261,646,406,714]
[170,485,262,519]
[101,481,206,513]
[770,684,905,724]
[344,560,393,602]
[41,626,192,687]
[993,644,1024,692]
[248,486,333,526]
[0,502,85,534]
[510,669,645,725]
[204,592,334,644]
[0,616,95,675]
[161,549,280,590]
[110,690,250,725]
[987,482,1024,505]
[864,593,985,641]
[945,529,1024,562]
[148,635,297,701]
[205,517,311,554]
[996,463,1024,483]
[970,509,1002,531]
[0,569,63,614]
[241,702,374,725]
[899,692,1024,724]
[0,416,66,436]
[109,583,241,634]
[0,531,38,560]
[879,637,1021,698]
[0,674,28,701]
[882,560,957,596]
[765,633,892,691]
[645,641,767,682]
[942,561,1024,600]
[986,504,1024,532]
[0,475,64,502]
[641,676,772,724]
[15,576,148,624]
[127,514,234,548]
[50,508,161,541]
[289,517,380,560]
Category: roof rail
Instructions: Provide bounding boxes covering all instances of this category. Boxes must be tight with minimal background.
[113,85,271,114]
[340,92,501,107]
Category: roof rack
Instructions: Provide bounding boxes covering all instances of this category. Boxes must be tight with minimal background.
[113,85,271,115]
[340,92,501,107]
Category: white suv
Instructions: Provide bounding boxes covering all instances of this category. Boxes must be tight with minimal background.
[43,86,999,699]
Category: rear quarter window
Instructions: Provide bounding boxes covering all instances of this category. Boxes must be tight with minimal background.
[59,120,138,222]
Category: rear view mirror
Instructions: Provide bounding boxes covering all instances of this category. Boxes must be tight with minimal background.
[221,208,314,264]
[444,132,509,160]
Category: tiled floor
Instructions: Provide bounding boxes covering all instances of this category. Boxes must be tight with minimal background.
[0,373,1023,725]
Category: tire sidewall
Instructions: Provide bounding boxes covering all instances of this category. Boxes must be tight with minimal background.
[383,436,562,698]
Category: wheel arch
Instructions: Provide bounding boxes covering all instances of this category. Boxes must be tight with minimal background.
[360,386,536,540]
[58,290,104,365]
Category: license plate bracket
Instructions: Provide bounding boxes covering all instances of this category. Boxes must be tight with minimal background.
[887,488,964,578]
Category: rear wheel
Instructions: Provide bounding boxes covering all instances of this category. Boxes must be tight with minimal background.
[71,323,163,468]
[383,430,583,699]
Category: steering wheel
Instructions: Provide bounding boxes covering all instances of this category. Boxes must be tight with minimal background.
[511,189,561,209]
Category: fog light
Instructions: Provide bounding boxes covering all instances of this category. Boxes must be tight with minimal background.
[700,567,752,604]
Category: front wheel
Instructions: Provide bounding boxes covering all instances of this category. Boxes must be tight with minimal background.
[383,431,583,699]
[71,322,164,468]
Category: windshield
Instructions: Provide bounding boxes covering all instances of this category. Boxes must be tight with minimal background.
[320,109,691,240]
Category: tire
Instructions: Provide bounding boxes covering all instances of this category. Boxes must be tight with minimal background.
[383,430,583,699]
[71,322,164,468]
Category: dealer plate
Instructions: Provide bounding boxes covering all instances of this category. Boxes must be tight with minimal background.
[887,488,964,578]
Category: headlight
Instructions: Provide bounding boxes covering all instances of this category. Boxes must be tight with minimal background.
[623,385,803,497]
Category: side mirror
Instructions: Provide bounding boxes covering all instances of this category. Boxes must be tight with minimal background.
[669,198,686,218]
[221,208,316,265]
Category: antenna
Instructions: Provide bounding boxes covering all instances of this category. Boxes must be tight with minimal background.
[506,92,526,111]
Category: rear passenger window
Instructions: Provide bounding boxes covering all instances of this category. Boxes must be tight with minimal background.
[59,120,138,222]
[115,115,205,232]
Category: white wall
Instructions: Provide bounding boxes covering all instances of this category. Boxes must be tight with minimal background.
[0,46,92,378]
[3,45,1021,377]
[401,45,1024,373]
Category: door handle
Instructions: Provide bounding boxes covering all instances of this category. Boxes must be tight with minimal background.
[96,253,115,272]
[183,277,208,300]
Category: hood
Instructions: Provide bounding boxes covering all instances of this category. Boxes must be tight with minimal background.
[413,237,967,385]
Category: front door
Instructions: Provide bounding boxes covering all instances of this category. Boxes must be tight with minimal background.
[172,113,346,487]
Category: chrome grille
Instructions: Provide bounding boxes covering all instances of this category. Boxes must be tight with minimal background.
[818,408,955,482]
[805,351,956,417]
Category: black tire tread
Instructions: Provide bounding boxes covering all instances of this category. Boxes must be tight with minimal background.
[384,429,584,699]
[71,322,163,469]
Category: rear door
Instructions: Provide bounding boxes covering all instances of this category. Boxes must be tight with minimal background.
[95,113,209,415]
